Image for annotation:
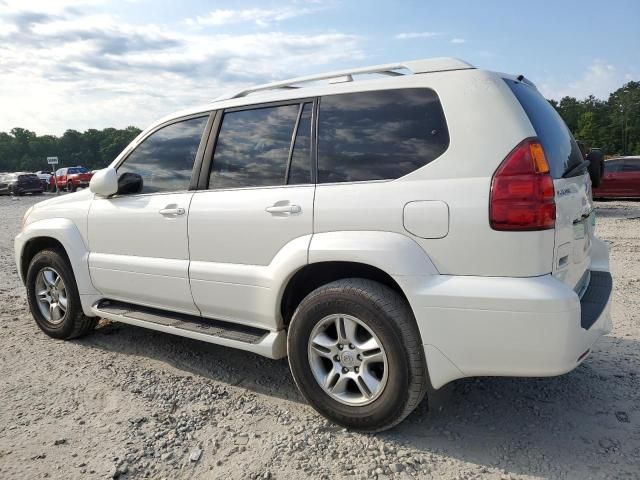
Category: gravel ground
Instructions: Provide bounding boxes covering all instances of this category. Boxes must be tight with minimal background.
[0,193,638,480]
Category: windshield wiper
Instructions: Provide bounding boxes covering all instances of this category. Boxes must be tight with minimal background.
[562,159,590,178]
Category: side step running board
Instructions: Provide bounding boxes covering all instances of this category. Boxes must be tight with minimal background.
[91,300,287,359]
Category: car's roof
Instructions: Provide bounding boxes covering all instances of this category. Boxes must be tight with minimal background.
[153,57,477,124]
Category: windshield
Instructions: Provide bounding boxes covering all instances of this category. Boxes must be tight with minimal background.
[504,79,584,179]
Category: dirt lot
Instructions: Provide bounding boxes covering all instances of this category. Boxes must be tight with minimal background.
[0,194,638,480]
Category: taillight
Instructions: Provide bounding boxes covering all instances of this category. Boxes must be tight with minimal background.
[490,138,555,231]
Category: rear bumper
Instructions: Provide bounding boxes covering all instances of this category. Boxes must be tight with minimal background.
[396,246,613,389]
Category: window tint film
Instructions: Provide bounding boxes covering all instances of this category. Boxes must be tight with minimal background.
[604,160,623,173]
[288,103,313,185]
[505,79,584,179]
[118,116,207,194]
[317,89,449,183]
[210,104,299,189]
[623,158,640,172]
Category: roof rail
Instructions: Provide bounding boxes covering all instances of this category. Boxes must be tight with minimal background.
[214,57,474,101]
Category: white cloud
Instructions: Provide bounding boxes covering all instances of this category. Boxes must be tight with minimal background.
[0,3,363,134]
[539,60,638,100]
[395,31,439,40]
[450,37,465,44]
[185,5,320,27]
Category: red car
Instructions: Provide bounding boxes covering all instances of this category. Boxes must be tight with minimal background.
[593,157,640,199]
[51,166,94,192]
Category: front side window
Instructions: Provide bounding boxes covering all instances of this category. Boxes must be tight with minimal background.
[209,104,300,189]
[117,116,208,194]
[317,89,449,183]
[605,160,623,173]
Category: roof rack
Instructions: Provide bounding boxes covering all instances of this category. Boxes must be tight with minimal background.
[214,57,474,101]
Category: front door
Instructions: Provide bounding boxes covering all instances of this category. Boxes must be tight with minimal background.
[188,101,316,330]
[87,114,210,314]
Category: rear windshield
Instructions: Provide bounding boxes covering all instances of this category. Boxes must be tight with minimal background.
[68,167,88,174]
[505,79,584,179]
[18,174,38,180]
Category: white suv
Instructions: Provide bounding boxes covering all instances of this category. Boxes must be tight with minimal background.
[15,58,613,431]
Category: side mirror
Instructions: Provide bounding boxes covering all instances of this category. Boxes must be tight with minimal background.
[89,167,118,197]
[117,172,143,195]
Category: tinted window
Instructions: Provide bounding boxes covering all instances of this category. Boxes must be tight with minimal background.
[317,89,449,183]
[604,160,623,173]
[67,167,88,174]
[118,116,208,194]
[505,79,584,179]
[210,104,299,189]
[623,158,640,172]
[288,103,313,185]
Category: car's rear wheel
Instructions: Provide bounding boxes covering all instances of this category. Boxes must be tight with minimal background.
[67,181,76,192]
[287,278,428,432]
[26,249,97,339]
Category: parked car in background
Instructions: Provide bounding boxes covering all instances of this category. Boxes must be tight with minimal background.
[52,166,94,192]
[0,172,44,195]
[592,157,640,198]
[34,170,53,190]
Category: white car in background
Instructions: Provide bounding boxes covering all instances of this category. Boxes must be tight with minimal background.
[14,58,613,431]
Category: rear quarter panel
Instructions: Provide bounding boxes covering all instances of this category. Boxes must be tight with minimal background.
[314,70,553,277]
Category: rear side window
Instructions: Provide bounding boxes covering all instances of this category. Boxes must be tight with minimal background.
[118,116,208,194]
[288,103,313,185]
[210,104,300,189]
[623,158,640,172]
[505,79,584,179]
[317,89,449,183]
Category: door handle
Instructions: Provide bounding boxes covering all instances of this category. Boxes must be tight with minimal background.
[159,207,185,216]
[265,204,302,214]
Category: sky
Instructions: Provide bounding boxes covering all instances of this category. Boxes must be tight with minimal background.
[1,0,639,135]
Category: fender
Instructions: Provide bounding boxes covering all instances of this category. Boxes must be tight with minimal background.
[308,231,439,276]
[15,218,101,315]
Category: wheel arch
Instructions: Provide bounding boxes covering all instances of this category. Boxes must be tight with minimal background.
[20,236,69,281]
[16,218,99,297]
[280,261,410,327]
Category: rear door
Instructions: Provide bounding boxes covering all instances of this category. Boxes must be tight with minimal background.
[506,79,594,290]
[596,160,624,196]
[188,101,315,330]
[620,158,640,196]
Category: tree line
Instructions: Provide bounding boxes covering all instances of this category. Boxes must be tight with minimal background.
[0,80,638,174]
[549,81,639,156]
[0,126,141,173]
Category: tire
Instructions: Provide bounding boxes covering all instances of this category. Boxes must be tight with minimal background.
[67,182,76,192]
[287,278,428,432]
[587,149,604,188]
[25,249,97,340]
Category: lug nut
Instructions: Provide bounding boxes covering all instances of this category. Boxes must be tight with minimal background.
[342,367,348,374]
[349,344,354,349]
[334,355,340,361]
[354,367,359,373]
[357,354,362,360]
[337,344,343,350]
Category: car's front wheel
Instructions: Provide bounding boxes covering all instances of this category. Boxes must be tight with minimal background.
[26,249,97,339]
[287,279,428,432]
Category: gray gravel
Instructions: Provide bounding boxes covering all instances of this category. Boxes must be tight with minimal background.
[0,193,638,479]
